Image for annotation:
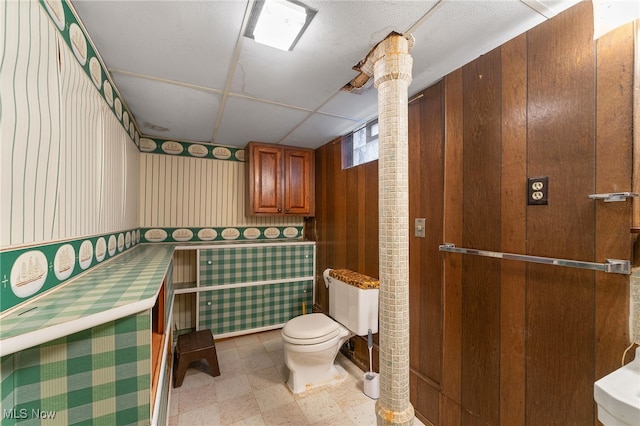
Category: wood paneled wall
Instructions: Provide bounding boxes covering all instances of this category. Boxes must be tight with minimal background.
[312,3,634,425]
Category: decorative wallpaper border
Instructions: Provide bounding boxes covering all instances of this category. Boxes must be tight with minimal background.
[139,138,245,162]
[0,228,141,313]
[141,226,303,243]
[40,0,248,162]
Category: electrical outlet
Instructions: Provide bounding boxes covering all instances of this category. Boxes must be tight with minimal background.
[415,218,426,238]
[528,176,548,205]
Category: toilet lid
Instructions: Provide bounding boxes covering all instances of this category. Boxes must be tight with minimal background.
[282,313,342,344]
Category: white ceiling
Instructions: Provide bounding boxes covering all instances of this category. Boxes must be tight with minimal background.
[71,0,581,150]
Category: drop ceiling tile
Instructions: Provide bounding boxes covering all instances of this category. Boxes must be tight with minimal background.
[214,96,311,148]
[72,0,244,89]
[112,73,220,142]
[230,0,438,110]
[283,113,364,150]
[318,90,378,124]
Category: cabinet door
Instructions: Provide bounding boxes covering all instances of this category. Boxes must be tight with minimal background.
[249,144,282,214]
[284,149,314,215]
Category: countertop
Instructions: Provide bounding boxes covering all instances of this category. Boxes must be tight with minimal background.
[0,244,174,356]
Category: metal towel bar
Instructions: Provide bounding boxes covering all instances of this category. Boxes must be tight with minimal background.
[438,243,630,275]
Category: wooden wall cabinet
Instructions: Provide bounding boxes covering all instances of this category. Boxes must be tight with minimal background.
[246,141,315,216]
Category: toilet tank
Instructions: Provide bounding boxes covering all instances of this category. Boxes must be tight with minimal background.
[325,269,379,336]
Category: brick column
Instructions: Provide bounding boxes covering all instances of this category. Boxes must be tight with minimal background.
[368,34,415,426]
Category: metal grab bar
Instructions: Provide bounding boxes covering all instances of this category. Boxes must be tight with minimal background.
[438,243,631,275]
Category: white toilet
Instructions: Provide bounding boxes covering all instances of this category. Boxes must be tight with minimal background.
[281,268,379,394]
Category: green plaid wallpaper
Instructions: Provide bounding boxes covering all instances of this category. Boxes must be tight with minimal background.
[1,355,15,426]
[199,244,314,286]
[0,312,151,425]
[197,242,315,335]
[199,281,314,335]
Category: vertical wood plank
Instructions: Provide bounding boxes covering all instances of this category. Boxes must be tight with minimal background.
[594,23,634,378]
[500,34,527,426]
[409,95,423,378]
[357,165,367,274]
[332,140,347,267]
[439,394,462,426]
[420,82,445,384]
[345,165,360,272]
[441,68,464,415]
[461,47,502,426]
[364,160,379,278]
[526,3,595,425]
[314,143,329,311]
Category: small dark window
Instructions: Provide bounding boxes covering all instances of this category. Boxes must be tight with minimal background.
[342,119,379,169]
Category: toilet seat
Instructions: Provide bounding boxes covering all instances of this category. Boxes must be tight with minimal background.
[281,313,343,345]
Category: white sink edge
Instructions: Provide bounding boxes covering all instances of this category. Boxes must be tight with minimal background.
[594,347,640,426]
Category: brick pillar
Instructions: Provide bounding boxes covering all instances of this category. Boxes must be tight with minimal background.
[370,34,415,426]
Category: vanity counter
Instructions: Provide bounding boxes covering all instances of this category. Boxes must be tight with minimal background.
[0,244,175,356]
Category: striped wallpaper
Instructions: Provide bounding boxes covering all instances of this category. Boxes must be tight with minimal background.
[1,0,138,249]
[140,153,303,228]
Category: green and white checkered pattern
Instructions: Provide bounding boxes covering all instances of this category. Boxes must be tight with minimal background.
[0,245,174,341]
[199,244,314,286]
[1,354,16,425]
[199,281,314,335]
[0,312,151,425]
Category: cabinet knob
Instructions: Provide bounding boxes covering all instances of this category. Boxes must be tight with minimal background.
[207,260,212,265]
[277,208,282,212]
[285,208,290,213]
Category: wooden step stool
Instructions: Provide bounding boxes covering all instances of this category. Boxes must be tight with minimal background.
[173,330,220,388]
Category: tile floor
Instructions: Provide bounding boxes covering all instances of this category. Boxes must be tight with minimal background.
[168,329,426,426]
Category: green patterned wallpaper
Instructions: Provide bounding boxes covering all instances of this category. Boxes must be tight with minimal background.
[0,312,151,425]
[0,229,140,313]
[199,281,313,335]
[197,243,315,335]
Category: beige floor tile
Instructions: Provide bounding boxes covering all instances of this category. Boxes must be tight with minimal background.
[248,366,285,390]
[296,390,343,424]
[261,401,309,426]
[237,341,267,359]
[262,337,283,353]
[178,382,216,414]
[215,375,252,402]
[218,394,262,424]
[326,379,372,410]
[215,338,236,352]
[168,389,180,416]
[169,330,422,426]
[275,363,290,382]
[311,411,356,425]
[176,367,217,391]
[178,402,221,425]
[344,400,378,426]
[243,352,275,372]
[217,353,247,380]
[257,329,282,342]
[218,347,241,363]
[254,383,295,412]
[232,414,266,426]
[336,352,365,378]
[233,333,262,347]
[267,350,285,369]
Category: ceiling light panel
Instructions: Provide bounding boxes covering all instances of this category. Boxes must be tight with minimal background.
[245,0,317,51]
